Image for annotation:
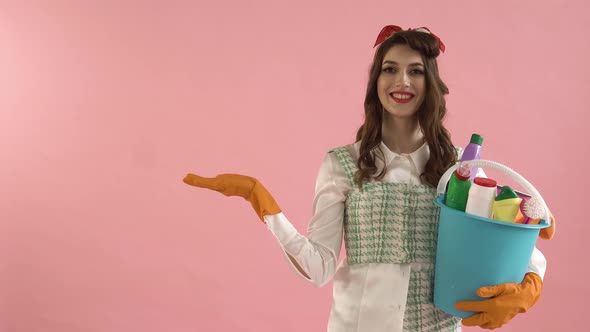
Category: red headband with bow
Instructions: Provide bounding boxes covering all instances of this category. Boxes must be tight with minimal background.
[373,25,446,53]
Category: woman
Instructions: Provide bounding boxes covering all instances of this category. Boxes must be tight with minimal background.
[183,26,555,332]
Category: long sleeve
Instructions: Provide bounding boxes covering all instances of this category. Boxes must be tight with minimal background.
[527,247,546,279]
[265,152,348,287]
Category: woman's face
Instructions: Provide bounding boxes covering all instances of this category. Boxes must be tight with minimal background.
[377,44,426,119]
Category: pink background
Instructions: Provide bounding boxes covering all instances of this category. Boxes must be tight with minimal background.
[1,0,587,331]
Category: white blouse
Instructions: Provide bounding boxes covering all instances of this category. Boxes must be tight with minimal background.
[264,141,546,332]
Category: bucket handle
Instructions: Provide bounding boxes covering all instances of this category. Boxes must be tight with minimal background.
[436,160,551,224]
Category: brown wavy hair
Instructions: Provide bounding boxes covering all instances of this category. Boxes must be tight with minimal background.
[353,29,457,189]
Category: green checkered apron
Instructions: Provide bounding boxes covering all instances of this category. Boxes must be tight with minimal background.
[330,145,461,332]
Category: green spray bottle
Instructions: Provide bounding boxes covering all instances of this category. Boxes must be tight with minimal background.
[445,163,472,212]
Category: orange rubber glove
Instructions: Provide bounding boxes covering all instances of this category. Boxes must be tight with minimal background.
[539,211,555,240]
[183,173,281,222]
[454,272,542,330]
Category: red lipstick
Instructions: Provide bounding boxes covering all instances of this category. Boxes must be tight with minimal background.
[390,91,415,104]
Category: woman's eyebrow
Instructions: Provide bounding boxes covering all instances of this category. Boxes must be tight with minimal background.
[382,60,424,67]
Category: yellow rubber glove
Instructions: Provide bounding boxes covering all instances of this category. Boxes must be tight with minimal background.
[454,272,542,330]
[183,173,281,222]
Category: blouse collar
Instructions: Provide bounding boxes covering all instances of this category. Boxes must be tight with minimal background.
[379,141,430,173]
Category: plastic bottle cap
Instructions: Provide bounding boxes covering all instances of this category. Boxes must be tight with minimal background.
[455,163,471,179]
[454,170,470,181]
[474,177,496,187]
[470,133,483,145]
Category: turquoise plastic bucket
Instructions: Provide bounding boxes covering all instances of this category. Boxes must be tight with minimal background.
[432,160,550,318]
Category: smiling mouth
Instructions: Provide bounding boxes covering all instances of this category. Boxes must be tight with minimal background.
[390,93,414,103]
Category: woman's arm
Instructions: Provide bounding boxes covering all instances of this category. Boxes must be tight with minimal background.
[265,152,348,287]
[288,254,310,279]
[183,151,348,287]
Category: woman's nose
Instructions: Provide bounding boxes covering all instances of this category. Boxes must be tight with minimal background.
[395,73,410,88]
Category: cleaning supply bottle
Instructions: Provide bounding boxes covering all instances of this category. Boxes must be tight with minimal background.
[461,133,483,181]
[445,163,472,212]
[492,186,522,222]
[465,177,497,218]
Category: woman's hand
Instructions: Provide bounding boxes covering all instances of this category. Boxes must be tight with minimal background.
[183,173,281,222]
[454,272,542,330]
[539,211,555,240]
